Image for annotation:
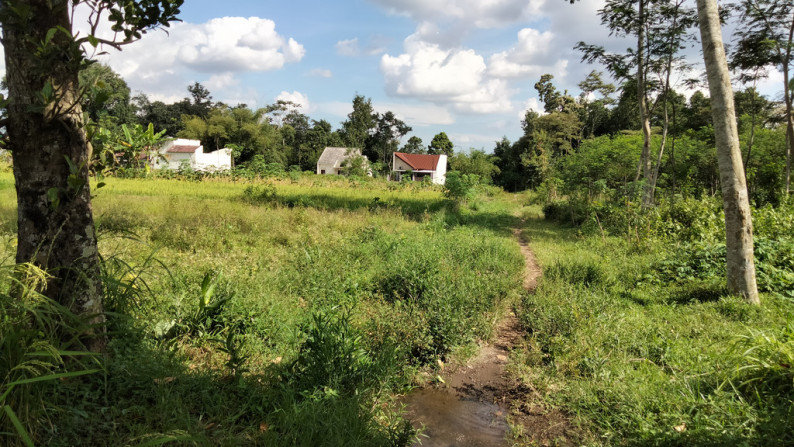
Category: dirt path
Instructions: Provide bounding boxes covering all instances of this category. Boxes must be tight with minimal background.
[401,224,548,446]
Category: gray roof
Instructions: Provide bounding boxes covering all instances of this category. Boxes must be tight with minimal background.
[316,147,363,169]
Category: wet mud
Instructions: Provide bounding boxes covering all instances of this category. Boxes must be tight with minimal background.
[401,225,541,446]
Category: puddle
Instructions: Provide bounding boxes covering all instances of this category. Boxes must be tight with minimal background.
[402,388,509,447]
[399,226,541,447]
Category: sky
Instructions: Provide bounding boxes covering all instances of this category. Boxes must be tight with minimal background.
[2,0,789,152]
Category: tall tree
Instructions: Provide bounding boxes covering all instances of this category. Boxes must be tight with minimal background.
[428,132,454,157]
[78,63,135,127]
[340,95,376,150]
[576,0,694,207]
[402,136,426,154]
[366,111,411,165]
[0,0,183,350]
[187,82,213,118]
[577,70,616,138]
[732,0,794,196]
[695,0,760,304]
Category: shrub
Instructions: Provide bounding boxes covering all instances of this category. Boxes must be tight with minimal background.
[442,171,479,204]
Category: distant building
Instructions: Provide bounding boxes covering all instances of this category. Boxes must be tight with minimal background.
[155,139,232,172]
[316,147,367,175]
[392,152,447,185]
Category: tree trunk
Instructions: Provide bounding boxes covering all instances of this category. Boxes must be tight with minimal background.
[784,11,794,197]
[638,0,654,208]
[744,84,758,199]
[695,0,760,304]
[2,0,106,348]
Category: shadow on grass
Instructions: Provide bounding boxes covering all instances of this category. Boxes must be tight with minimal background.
[41,314,412,446]
[275,192,446,217]
[269,191,523,237]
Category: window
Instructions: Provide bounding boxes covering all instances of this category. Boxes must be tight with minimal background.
[321,169,326,174]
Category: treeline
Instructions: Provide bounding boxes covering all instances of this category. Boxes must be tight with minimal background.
[81,64,458,175]
[493,72,789,207]
[492,0,793,209]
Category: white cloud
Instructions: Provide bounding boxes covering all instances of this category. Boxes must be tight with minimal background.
[315,101,353,118]
[488,28,567,79]
[517,98,543,120]
[755,68,786,100]
[368,0,543,29]
[308,68,333,78]
[336,38,360,57]
[490,55,569,80]
[276,91,312,112]
[381,37,514,114]
[449,132,505,148]
[373,103,454,126]
[336,36,390,57]
[90,16,304,100]
[170,17,304,72]
[204,72,239,92]
[381,40,486,98]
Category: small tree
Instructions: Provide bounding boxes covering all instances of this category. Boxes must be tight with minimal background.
[443,171,480,204]
[341,154,369,177]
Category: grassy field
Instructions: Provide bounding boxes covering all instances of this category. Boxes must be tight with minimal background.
[514,202,794,446]
[2,171,793,446]
[0,172,525,446]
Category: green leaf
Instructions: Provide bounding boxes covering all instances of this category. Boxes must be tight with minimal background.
[3,405,35,447]
[40,81,53,101]
[87,35,99,48]
[44,27,57,45]
[46,188,60,210]
[5,369,101,388]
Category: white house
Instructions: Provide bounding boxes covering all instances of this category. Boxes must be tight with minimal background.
[316,147,366,175]
[155,139,232,172]
[392,152,447,185]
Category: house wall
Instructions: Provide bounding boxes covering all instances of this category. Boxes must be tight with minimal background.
[195,148,232,171]
[316,161,341,175]
[431,155,448,185]
[161,152,195,170]
[392,158,413,173]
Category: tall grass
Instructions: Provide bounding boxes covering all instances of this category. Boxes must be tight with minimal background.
[1,263,101,447]
[515,211,794,445]
[0,172,525,445]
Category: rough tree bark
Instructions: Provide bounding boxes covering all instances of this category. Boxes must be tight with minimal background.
[2,0,105,349]
[695,0,761,304]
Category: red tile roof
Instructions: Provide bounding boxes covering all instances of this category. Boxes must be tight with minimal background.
[167,144,200,153]
[394,152,441,171]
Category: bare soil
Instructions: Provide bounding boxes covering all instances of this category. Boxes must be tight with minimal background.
[401,225,578,446]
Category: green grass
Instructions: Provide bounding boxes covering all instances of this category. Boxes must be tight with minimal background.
[6,170,791,445]
[0,172,525,446]
[515,207,794,446]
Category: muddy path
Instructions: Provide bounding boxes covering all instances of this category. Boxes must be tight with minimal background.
[401,224,545,446]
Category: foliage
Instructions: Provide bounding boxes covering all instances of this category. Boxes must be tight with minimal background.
[1,264,101,446]
[428,132,454,157]
[442,171,479,204]
[448,150,500,184]
[0,172,522,445]
[516,213,794,445]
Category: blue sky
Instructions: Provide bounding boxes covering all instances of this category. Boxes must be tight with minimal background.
[1,0,787,152]
[86,0,618,150]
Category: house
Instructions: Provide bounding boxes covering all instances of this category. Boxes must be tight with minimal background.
[155,139,232,172]
[392,152,448,185]
[316,147,367,175]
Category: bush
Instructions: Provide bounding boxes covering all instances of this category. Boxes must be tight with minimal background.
[442,171,479,204]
